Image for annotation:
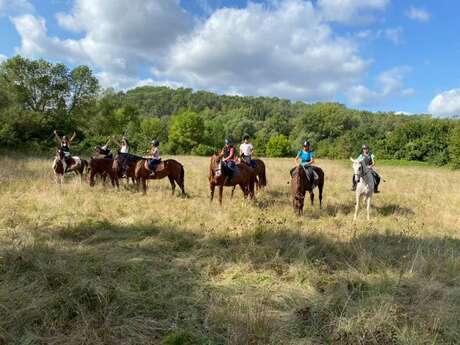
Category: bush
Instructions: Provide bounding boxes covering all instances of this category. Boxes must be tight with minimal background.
[266,134,292,157]
[191,144,216,156]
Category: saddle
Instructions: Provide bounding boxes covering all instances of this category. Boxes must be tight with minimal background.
[64,157,76,171]
[241,156,257,168]
[147,159,164,172]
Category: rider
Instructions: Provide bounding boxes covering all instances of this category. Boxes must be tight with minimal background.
[239,134,255,168]
[54,130,76,170]
[222,138,236,181]
[148,140,161,178]
[352,144,381,193]
[112,136,131,177]
[96,138,113,159]
[295,140,317,184]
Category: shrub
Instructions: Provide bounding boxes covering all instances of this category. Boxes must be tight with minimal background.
[266,134,292,157]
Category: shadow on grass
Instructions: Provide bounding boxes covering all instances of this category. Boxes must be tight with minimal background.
[1,220,459,344]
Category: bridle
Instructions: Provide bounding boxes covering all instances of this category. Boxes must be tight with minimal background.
[212,156,223,177]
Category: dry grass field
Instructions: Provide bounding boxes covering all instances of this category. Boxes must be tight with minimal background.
[0,155,459,345]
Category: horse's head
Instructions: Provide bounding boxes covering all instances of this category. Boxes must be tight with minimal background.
[56,148,64,160]
[350,158,362,184]
[210,152,224,177]
[291,166,305,215]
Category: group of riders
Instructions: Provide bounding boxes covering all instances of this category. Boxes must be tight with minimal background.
[53,130,381,192]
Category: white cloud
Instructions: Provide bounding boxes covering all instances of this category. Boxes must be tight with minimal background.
[428,89,460,117]
[155,1,368,100]
[11,0,409,105]
[0,53,7,63]
[384,27,403,45]
[0,0,34,15]
[13,0,193,77]
[406,6,430,22]
[318,0,389,24]
[347,66,412,105]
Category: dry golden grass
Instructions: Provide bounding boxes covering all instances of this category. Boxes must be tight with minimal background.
[0,155,459,344]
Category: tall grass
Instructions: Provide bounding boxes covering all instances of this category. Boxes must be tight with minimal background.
[0,155,459,344]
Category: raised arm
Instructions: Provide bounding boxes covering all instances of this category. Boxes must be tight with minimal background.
[69,131,77,143]
[112,137,122,147]
[53,130,61,144]
[104,138,111,147]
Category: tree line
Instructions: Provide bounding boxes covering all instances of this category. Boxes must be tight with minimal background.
[1,56,460,168]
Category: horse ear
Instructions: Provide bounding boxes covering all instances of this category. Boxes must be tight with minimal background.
[349,157,355,162]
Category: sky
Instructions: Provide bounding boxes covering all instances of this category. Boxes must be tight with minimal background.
[0,0,460,117]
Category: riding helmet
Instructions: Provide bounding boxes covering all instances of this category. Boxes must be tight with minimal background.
[225,138,233,146]
[362,144,369,149]
[242,134,250,141]
[151,139,160,146]
[303,140,310,147]
[62,135,68,140]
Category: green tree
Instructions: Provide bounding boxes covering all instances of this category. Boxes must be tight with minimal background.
[448,122,460,168]
[266,134,292,157]
[168,111,204,154]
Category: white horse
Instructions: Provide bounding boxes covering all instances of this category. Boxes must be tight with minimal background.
[350,158,374,221]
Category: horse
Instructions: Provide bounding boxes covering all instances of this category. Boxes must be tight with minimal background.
[88,157,118,188]
[290,165,324,215]
[134,158,186,196]
[52,148,88,184]
[230,158,267,198]
[113,153,143,184]
[351,158,374,221]
[209,153,256,205]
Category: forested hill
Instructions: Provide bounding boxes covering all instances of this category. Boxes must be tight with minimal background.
[1,56,460,167]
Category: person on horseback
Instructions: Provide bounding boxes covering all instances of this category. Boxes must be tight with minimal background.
[239,134,256,168]
[112,136,131,177]
[96,138,113,159]
[112,136,130,154]
[54,130,76,171]
[222,138,236,181]
[352,144,381,193]
[295,140,318,185]
[148,140,161,178]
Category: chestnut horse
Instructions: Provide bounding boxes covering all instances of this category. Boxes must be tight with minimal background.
[290,165,324,215]
[209,153,255,205]
[52,149,88,184]
[231,158,267,197]
[88,158,118,187]
[134,159,186,196]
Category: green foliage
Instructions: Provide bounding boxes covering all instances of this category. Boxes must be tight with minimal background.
[266,134,292,157]
[168,111,205,154]
[1,55,460,168]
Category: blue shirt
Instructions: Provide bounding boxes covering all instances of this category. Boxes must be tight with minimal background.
[297,150,314,166]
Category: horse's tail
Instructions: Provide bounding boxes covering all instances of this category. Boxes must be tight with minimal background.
[83,159,90,174]
[258,165,267,187]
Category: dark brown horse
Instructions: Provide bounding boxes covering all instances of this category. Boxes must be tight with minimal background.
[290,165,324,215]
[209,153,255,205]
[231,158,267,198]
[52,149,88,184]
[88,158,118,187]
[134,159,186,196]
[113,153,142,184]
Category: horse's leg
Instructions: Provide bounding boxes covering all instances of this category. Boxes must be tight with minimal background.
[310,191,314,206]
[219,185,223,205]
[142,178,147,194]
[353,192,360,222]
[318,183,323,209]
[249,177,255,200]
[231,186,236,199]
[239,184,247,198]
[210,183,215,202]
[168,175,176,196]
[366,195,372,221]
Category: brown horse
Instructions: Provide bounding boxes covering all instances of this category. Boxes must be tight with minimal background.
[231,158,267,197]
[209,153,255,205]
[88,158,118,187]
[113,153,142,184]
[290,165,324,215]
[52,149,88,184]
[134,159,186,196]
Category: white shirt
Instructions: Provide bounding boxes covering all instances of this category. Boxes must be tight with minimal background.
[240,143,253,156]
[120,144,129,153]
[151,147,160,159]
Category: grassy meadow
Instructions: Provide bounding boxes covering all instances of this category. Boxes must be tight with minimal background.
[0,155,460,345]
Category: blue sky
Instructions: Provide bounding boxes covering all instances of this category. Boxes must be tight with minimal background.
[1,0,459,117]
